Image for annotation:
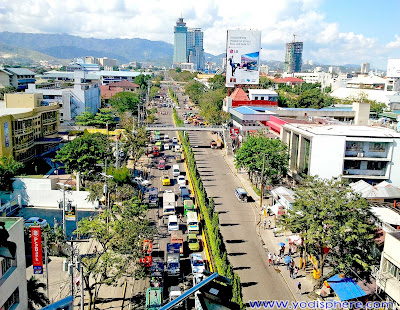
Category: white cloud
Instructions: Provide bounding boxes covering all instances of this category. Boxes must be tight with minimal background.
[0,0,397,68]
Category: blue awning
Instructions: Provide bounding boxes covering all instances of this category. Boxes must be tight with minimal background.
[327,275,367,301]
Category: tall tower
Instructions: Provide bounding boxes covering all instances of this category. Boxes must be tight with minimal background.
[284,34,303,73]
[187,28,205,71]
[361,63,370,74]
[173,17,188,64]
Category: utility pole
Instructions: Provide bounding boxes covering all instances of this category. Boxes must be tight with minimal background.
[260,153,266,211]
[57,183,71,237]
[115,138,119,168]
[44,233,49,300]
[80,263,84,310]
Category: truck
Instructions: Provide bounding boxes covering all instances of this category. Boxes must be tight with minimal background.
[162,191,176,217]
[150,258,164,288]
[166,243,180,277]
[144,187,159,207]
[171,230,184,256]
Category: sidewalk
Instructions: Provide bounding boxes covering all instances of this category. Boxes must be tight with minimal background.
[222,153,317,302]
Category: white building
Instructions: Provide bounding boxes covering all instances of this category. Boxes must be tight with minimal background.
[280,123,400,185]
[387,59,400,92]
[248,89,278,101]
[375,231,400,310]
[260,65,269,75]
[282,71,332,90]
[270,186,295,217]
[361,62,370,74]
[0,217,28,310]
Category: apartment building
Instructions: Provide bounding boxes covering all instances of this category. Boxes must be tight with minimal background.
[0,217,28,310]
[0,68,36,90]
[0,93,59,162]
[375,231,400,310]
[281,123,400,185]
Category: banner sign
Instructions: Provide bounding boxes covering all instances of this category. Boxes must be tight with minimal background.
[226,29,261,87]
[31,226,43,274]
[4,122,9,147]
[230,128,240,135]
[65,205,76,221]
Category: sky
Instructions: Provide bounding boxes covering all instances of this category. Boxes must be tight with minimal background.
[0,0,399,69]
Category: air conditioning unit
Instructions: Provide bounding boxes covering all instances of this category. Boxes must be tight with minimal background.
[357,152,364,157]
[343,170,350,175]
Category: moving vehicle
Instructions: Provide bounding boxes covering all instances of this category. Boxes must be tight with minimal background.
[177,175,186,186]
[144,187,159,207]
[155,141,163,151]
[235,187,248,202]
[174,145,181,152]
[164,143,170,150]
[186,211,199,234]
[150,258,164,288]
[171,230,184,256]
[210,140,217,149]
[168,215,179,232]
[190,252,205,275]
[172,137,178,144]
[161,175,171,186]
[169,286,183,306]
[184,199,195,216]
[179,186,190,201]
[158,159,166,170]
[146,287,162,309]
[162,191,176,217]
[167,244,180,276]
[153,146,160,157]
[164,134,169,142]
[24,217,48,228]
[172,164,180,177]
[154,131,161,141]
[133,176,152,187]
[187,234,200,251]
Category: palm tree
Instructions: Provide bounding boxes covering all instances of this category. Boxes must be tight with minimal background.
[27,276,50,310]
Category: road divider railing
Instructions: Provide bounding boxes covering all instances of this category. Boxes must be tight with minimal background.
[172,108,244,309]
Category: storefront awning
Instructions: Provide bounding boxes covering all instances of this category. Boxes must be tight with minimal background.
[327,275,367,301]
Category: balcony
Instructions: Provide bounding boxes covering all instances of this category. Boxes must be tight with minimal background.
[343,168,387,179]
[42,117,58,125]
[43,129,58,136]
[14,127,33,136]
[14,139,34,151]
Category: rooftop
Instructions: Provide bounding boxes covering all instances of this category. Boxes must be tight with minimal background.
[283,124,400,138]
[0,108,33,117]
[5,68,36,75]
[350,180,400,199]
[230,88,249,101]
[233,106,277,115]
[370,207,400,226]
[0,217,21,231]
[248,89,278,95]
[108,80,139,88]
[388,231,400,242]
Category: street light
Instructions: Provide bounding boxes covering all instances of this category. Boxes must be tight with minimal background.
[57,182,72,237]
[100,173,113,231]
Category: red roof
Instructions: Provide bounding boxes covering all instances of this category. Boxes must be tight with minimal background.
[230,88,249,101]
[108,80,139,88]
[274,77,305,83]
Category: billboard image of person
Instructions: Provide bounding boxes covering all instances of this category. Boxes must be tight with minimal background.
[226,29,261,87]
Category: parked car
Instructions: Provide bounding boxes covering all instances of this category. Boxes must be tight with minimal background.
[134,177,152,187]
[177,176,186,186]
[24,217,48,228]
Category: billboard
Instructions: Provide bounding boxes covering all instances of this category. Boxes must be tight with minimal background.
[31,226,43,274]
[4,122,9,147]
[226,30,261,86]
[387,59,400,78]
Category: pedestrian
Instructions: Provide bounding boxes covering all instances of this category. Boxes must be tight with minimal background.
[294,266,298,279]
[289,265,294,278]
[288,247,292,256]
[273,227,277,237]
[268,220,271,229]
[179,213,183,223]
[276,255,280,266]
[272,254,276,266]
[263,218,267,230]
[268,252,272,266]
[297,281,302,294]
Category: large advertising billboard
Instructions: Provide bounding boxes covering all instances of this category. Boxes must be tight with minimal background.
[226,30,261,87]
[31,226,43,274]
[387,59,400,78]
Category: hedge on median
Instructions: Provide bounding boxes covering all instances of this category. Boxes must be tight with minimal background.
[173,108,244,308]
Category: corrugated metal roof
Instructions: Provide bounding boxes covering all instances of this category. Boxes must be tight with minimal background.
[271,186,295,203]
[371,207,400,225]
[350,180,400,198]
[5,68,36,75]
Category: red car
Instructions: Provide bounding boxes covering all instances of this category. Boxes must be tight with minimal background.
[158,159,166,170]
[153,146,160,157]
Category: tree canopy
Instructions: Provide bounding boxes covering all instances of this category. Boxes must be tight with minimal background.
[108,92,140,114]
[284,176,378,284]
[234,133,289,185]
[184,80,206,104]
[199,89,230,125]
[54,133,112,176]
[0,156,24,191]
[75,108,118,128]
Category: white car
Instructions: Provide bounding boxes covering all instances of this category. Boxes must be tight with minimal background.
[134,177,151,187]
[190,253,205,274]
[184,120,190,124]
[175,106,181,109]
[25,217,48,228]
[172,137,178,143]
[164,144,170,150]
[177,176,186,186]
[164,135,169,141]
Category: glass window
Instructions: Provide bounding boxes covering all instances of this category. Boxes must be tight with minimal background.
[344,160,361,169]
[367,161,385,170]
[369,142,386,152]
[1,288,19,310]
[346,141,362,151]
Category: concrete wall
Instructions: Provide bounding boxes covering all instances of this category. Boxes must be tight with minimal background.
[5,93,42,108]
[390,139,400,186]
[12,177,97,209]
[0,217,28,310]
[0,71,10,88]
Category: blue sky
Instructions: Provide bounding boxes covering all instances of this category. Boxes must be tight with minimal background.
[0,0,399,69]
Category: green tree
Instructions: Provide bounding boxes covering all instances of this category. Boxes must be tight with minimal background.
[27,276,49,310]
[234,133,289,185]
[175,67,182,73]
[0,86,17,100]
[199,89,230,125]
[54,133,112,178]
[122,127,148,171]
[134,74,151,88]
[208,74,226,90]
[93,108,118,127]
[149,85,161,99]
[258,76,274,89]
[370,102,388,114]
[75,111,96,126]
[184,80,206,104]
[0,156,24,191]
[286,176,377,285]
[109,92,140,114]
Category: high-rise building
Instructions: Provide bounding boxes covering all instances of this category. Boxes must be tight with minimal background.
[284,36,303,73]
[173,17,188,64]
[360,62,370,74]
[187,28,205,71]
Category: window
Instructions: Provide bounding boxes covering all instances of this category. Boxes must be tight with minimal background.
[255,96,258,100]
[367,161,385,170]
[369,142,386,152]
[346,141,362,151]
[344,160,361,169]
[261,96,264,100]
[1,257,13,277]
[1,288,19,310]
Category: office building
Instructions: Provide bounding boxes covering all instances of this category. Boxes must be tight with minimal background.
[375,231,400,310]
[280,123,400,185]
[187,28,205,71]
[0,68,36,90]
[0,217,28,310]
[0,93,60,162]
[97,57,118,68]
[173,17,188,64]
[284,37,303,73]
[361,62,370,74]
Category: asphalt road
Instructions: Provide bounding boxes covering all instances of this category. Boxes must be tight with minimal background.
[167,83,295,305]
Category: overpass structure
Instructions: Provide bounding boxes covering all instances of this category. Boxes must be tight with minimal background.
[145,125,225,132]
